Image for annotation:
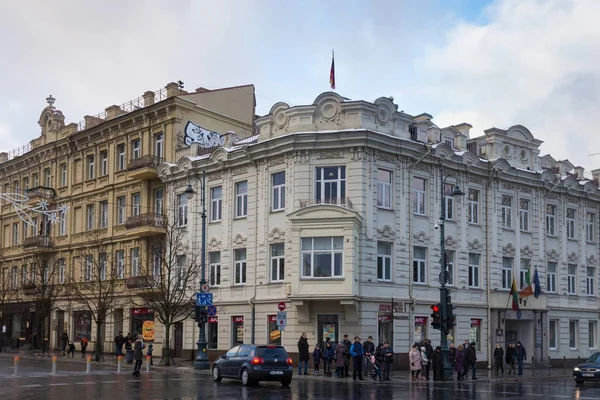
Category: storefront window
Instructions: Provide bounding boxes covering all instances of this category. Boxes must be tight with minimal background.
[232,316,244,346]
[74,311,92,341]
[317,314,339,346]
[132,308,155,341]
[414,317,427,344]
[470,319,481,351]
[378,314,393,345]
[268,315,282,345]
[208,317,218,349]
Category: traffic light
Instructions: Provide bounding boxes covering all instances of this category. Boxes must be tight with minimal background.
[444,296,457,336]
[195,306,208,323]
[430,303,442,330]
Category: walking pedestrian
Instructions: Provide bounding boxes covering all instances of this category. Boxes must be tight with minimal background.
[506,343,516,375]
[382,341,394,381]
[61,330,69,356]
[494,343,504,376]
[349,336,364,381]
[409,343,421,381]
[80,335,88,359]
[297,333,309,375]
[467,341,477,380]
[342,334,352,377]
[125,333,133,364]
[515,341,527,376]
[67,342,75,358]
[449,342,456,367]
[455,344,465,381]
[312,345,321,375]
[133,334,144,376]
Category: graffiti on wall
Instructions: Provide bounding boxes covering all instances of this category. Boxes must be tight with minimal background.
[183,121,224,148]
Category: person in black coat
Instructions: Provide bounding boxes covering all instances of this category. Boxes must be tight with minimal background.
[505,343,516,375]
[466,341,477,380]
[432,346,444,381]
[297,332,310,375]
[424,339,434,379]
[515,341,527,376]
[494,344,504,376]
[363,336,375,377]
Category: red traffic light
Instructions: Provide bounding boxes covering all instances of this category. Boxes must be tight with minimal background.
[431,304,440,313]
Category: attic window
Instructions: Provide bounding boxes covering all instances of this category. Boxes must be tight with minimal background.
[444,137,454,148]
[417,130,427,142]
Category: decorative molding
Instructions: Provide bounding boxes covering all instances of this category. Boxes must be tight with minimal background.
[503,243,516,257]
[293,151,309,164]
[568,251,579,263]
[413,231,431,245]
[468,176,483,184]
[268,227,286,241]
[521,245,533,258]
[317,151,343,159]
[445,235,457,249]
[377,225,396,240]
[520,187,532,194]
[208,172,223,181]
[546,193,559,200]
[268,156,286,167]
[587,254,598,266]
[208,237,222,250]
[377,153,397,164]
[412,164,430,173]
[502,183,516,191]
[233,233,247,247]
[547,249,560,262]
[468,239,483,252]
[231,167,248,176]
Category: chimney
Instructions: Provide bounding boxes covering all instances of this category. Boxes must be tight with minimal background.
[0,152,7,163]
[453,123,473,139]
[574,166,585,180]
[143,91,155,107]
[222,131,239,149]
[165,82,181,98]
[592,168,600,185]
[105,105,122,119]
[195,87,211,93]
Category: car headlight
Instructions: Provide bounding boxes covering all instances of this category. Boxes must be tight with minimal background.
[574,367,581,372]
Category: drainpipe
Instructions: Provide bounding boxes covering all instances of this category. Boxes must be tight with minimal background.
[485,164,497,369]
[243,146,259,344]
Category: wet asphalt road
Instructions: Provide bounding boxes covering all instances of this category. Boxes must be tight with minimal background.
[0,357,599,399]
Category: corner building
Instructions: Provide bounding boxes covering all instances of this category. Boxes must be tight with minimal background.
[162,92,600,367]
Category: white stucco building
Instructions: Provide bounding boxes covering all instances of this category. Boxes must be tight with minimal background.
[159,92,600,367]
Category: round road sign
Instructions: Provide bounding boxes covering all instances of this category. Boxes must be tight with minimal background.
[278,302,286,311]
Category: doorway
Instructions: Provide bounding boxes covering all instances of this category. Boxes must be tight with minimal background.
[173,323,183,358]
[505,330,517,347]
[317,314,339,346]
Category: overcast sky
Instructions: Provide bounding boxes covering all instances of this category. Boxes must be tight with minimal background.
[1,0,599,170]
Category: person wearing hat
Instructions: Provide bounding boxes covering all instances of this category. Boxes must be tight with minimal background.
[349,335,364,381]
[466,341,477,379]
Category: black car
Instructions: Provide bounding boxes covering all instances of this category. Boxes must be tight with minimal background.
[573,352,600,384]
[212,344,293,386]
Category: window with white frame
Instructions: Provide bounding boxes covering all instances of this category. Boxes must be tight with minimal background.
[60,164,67,187]
[301,237,344,278]
[519,199,530,231]
[99,201,108,228]
[175,255,186,286]
[468,253,480,288]
[235,181,248,218]
[44,168,51,187]
[100,151,108,176]
[131,247,140,277]
[30,264,37,283]
[272,172,286,211]
[210,186,222,222]
[209,252,221,287]
[520,258,531,290]
[412,177,426,215]
[177,194,188,227]
[502,257,513,290]
[270,243,285,282]
[570,320,578,349]
[443,183,455,220]
[413,246,427,284]
[85,255,93,282]
[131,139,141,159]
[117,144,126,171]
[116,250,124,279]
[117,196,126,225]
[131,193,141,217]
[154,188,163,215]
[86,204,95,230]
[467,189,479,224]
[10,266,17,289]
[12,223,19,246]
[445,250,454,286]
[155,132,164,158]
[31,217,38,237]
[42,264,49,285]
[234,248,247,285]
[501,196,512,229]
[587,267,596,296]
[547,262,557,293]
[546,204,556,236]
[444,137,455,148]
[87,155,95,180]
[417,129,427,142]
[589,321,597,349]
[377,170,392,209]
[567,264,577,295]
[21,265,27,285]
[549,320,557,350]
[99,252,107,281]
[152,246,162,277]
[586,212,595,242]
[315,166,346,205]
[377,241,392,281]
[32,173,39,187]
[23,176,29,190]
[566,208,576,239]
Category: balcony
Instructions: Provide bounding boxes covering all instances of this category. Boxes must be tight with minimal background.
[124,213,166,237]
[298,197,354,210]
[25,187,56,202]
[127,155,164,180]
[23,235,54,249]
[125,276,159,293]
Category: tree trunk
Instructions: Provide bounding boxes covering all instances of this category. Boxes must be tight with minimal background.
[164,323,171,366]
[95,322,103,362]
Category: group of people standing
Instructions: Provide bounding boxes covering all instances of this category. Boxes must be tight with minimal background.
[114,331,152,376]
[60,330,89,358]
[493,341,527,376]
[297,333,394,381]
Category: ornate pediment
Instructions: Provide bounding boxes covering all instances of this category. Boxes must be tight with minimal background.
[208,237,222,250]
[547,249,560,262]
[568,252,579,263]
[233,233,247,247]
[502,243,516,257]
[521,246,533,258]
[377,225,396,240]
[445,236,457,249]
[268,227,286,241]
[587,254,598,266]
[413,231,431,245]
[468,239,483,252]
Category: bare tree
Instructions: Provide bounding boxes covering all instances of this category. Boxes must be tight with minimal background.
[67,232,126,361]
[0,266,18,352]
[132,216,199,366]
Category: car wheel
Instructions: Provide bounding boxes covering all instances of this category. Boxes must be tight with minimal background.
[281,379,292,387]
[241,368,252,386]
[575,379,584,385]
[212,366,222,382]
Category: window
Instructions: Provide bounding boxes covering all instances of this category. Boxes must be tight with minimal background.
[467,189,479,224]
[60,164,67,187]
[235,181,248,218]
[84,255,93,282]
[42,265,49,285]
[377,241,392,281]
[444,137,455,148]
[31,217,38,236]
[21,265,27,285]
[59,214,66,235]
[211,187,222,222]
[549,320,557,350]
[87,155,95,179]
[117,196,126,225]
[86,204,95,230]
[10,266,17,289]
[377,170,392,209]
[177,194,188,227]
[445,251,454,286]
[412,177,426,215]
[154,188,163,214]
[32,173,39,187]
[131,193,141,217]
[175,255,186,286]
[208,317,218,349]
[520,259,531,290]
[12,223,19,246]
[23,177,29,190]
[272,172,286,211]
[586,213,595,242]
[209,252,221,287]
[154,133,164,158]
[502,257,513,290]
[519,199,530,231]
[501,196,512,229]
[468,253,480,288]
[587,267,596,296]
[301,237,344,278]
[413,246,427,284]
[99,252,107,281]
[131,248,140,277]
[30,264,37,284]
[44,168,51,187]
[546,204,556,236]
[100,151,108,176]
[117,144,126,171]
[566,208,576,239]
[417,129,427,142]
[234,248,247,285]
[152,246,162,277]
[270,243,285,282]
[547,262,557,293]
[590,321,597,349]
[568,264,577,295]
[570,320,578,349]
[99,201,108,228]
[116,250,124,279]
[58,259,65,284]
[443,183,455,220]
[470,319,481,351]
[131,139,141,159]
[315,166,346,205]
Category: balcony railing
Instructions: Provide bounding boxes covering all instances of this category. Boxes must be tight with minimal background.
[298,197,354,210]
[127,155,164,171]
[25,187,56,201]
[125,276,159,289]
[125,213,166,229]
[23,235,54,248]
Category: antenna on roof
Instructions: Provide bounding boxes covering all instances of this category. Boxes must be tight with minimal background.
[177,80,184,89]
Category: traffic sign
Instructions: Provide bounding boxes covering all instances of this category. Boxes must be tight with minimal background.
[278,301,286,311]
[196,293,213,306]
[277,311,287,319]
[207,305,217,317]
[276,310,287,330]
[201,283,209,293]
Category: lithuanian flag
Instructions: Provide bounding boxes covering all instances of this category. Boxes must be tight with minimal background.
[510,277,520,311]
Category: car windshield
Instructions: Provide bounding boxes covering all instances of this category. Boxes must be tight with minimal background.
[257,346,288,358]
[586,353,600,363]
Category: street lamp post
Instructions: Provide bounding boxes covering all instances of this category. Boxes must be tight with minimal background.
[438,166,464,380]
[185,170,209,370]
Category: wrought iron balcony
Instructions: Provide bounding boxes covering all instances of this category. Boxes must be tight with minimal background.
[125,213,166,230]
[127,154,164,171]
[125,276,159,290]
[23,235,54,248]
[25,187,56,201]
[298,197,354,210]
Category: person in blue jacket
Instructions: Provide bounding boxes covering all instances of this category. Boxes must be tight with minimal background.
[515,341,527,376]
[349,336,364,381]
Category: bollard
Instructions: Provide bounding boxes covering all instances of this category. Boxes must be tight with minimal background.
[146,355,151,372]
[13,356,19,376]
[117,355,123,373]
[86,356,92,373]
[563,356,566,372]
[51,355,57,375]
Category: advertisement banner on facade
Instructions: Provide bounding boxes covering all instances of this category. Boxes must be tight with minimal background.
[323,324,336,341]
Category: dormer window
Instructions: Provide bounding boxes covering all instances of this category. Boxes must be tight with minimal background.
[444,137,454,148]
[417,130,427,142]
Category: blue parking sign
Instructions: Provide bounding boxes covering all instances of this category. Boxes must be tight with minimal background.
[196,293,213,306]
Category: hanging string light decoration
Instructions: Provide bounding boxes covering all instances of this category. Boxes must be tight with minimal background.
[0,192,69,227]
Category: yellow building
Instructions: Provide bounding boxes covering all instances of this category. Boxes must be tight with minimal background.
[0,82,255,356]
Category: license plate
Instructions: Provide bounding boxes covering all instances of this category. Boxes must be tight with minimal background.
[582,373,594,377]
[270,371,283,375]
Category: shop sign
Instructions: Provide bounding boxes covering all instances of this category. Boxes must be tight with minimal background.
[132,308,154,315]
[209,317,218,324]
[379,304,392,312]
[233,316,244,323]
[415,317,426,325]
[470,319,480,327]
[378,314,391,322]
[268,315,277,322]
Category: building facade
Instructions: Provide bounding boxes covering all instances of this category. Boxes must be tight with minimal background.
[160,92,600,366]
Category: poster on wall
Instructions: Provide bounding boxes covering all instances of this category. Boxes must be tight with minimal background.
[323,324,336,341]
[74,311,92,341]
[132,308,155,341]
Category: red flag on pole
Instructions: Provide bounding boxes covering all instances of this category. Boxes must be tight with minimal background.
[329,50,335,90]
